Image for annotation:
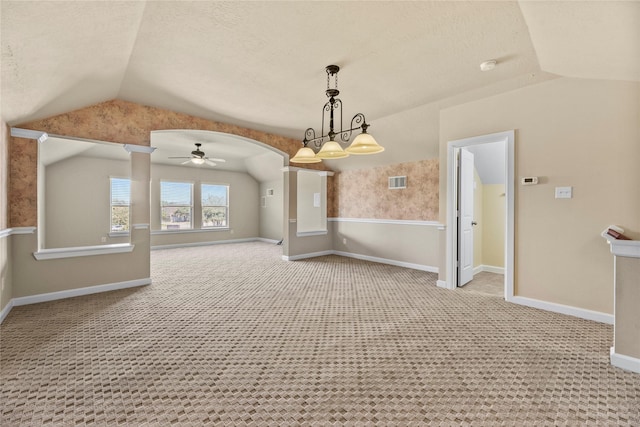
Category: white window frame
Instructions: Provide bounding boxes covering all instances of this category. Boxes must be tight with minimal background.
[201,183,229,229]
[160,180,194,231]
[110,177,131,236]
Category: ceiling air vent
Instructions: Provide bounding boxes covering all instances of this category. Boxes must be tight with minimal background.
[388,176,407,190]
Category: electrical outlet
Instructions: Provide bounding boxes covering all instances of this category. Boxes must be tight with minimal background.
[230,229,234,234]
[101,236,107,243]
[555,186,572,199]
[342,238,347,245]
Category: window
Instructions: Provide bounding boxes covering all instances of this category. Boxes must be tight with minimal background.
[202,184,229,228]
[110,177,131,232]
[161,181,193,230]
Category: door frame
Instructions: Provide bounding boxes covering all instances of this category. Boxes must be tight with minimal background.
[445,130,515,299]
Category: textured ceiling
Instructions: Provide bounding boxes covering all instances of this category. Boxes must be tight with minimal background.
[2,1,638,173]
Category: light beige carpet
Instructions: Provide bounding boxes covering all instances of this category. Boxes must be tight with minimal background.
[1,242,639,426]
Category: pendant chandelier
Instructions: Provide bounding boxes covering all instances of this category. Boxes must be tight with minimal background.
[291,65,384,164]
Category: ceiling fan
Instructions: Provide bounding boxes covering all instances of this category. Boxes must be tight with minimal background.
[168,143,226,166]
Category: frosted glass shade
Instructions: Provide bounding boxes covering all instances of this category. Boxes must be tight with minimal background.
[191,157,205,165]
[316,140,349,159]
[345,132,384,155]
[290,146,321,163]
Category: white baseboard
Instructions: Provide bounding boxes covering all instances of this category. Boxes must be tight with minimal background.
[508,295,614,324]
[282,250,334,261]
[257,238,281,244]
[437,280,448,288]
[10,278,151,308]
[474,265,505,275]
[482,265,505,274]
[151,237,257,250]
[283,249,439,273]
[0,300,15,324]
[333,251,438,273]
[610,347,640,374]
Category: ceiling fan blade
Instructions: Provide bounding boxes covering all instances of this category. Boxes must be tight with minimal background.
[168,156,191,159]
[181,160,192,165]
[206,157,226,163]
[204,159,217,167]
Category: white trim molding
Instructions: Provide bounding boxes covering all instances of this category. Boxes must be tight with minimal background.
[123,144,156,154]
[282,166,334,176]
[33,243,135,260]
[152,227,230,235]
[1,278,151,324]
[282,249,438,273]
[12,278,151,307]
[437,280,448,288]
[257,238,281,244]
[0,300,14,324]
[601,230,640,258]
[151,237,256,250]
[296,230,328,237]
[610,347,640,374]
[333,250,438,273]
[0,227,37,239]
[508,295,614,324]
[132,224,150,230]
[473,265,505,275]
[11,127,48,142]
[282,250,334,261]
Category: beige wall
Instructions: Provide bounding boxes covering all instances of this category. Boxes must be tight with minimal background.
[259,179,284,241]
[45,156,130,248]
[440,78,640,314]
[332,220,440,270]
[297,171,325,233]
[283,170,332,257]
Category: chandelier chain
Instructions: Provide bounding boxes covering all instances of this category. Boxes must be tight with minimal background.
[326,68,339,95]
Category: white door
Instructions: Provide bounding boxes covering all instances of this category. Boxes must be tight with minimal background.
[458,148,475,286]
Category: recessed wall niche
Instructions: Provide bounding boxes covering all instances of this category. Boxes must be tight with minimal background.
[39,136,131,249]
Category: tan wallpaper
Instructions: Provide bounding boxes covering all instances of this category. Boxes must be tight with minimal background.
[330,159,439,221]
[9,99,330,227]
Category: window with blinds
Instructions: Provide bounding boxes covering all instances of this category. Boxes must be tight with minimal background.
[110,177,131,232]
[161,181,193,230]
[201,184,229,228]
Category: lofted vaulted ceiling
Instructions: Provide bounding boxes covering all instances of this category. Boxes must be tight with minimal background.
[2,1,638,172]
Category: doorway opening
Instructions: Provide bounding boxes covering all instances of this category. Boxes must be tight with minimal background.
[445,130,514,299]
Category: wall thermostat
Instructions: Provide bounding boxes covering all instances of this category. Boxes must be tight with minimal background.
[521,177,538,185]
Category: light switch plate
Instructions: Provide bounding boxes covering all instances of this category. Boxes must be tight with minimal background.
[555,186,572,199]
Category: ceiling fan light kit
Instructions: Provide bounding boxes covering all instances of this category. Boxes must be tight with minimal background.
[168,143,226,167]
[291,65,384,164]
